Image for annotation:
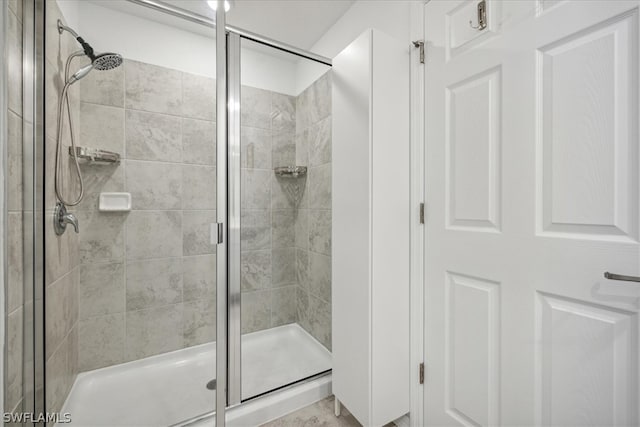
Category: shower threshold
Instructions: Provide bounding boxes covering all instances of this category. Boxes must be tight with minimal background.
[59,323,331,426]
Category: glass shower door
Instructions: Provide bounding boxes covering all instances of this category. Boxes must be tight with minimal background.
[226,35,332,404]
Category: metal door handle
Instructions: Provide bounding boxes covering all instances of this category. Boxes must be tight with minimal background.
[604,272,640,283]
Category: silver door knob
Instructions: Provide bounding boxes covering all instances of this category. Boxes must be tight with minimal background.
[604,272,640,283]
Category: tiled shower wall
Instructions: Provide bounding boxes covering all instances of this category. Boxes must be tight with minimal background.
[237,72,332,349]
[5,0,24,415]
[295,73,332,350]
[239,86,299,333]
[75,59,218,372]
[44,1,82,414]
[73,60,332,372]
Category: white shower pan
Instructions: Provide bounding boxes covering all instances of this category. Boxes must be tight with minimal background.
[59,324,331,426]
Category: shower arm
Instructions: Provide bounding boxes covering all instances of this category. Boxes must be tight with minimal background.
[57,20,96,60]
[57,20,79,38]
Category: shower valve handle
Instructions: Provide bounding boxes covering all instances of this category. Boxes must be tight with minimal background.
[54,202,79,235]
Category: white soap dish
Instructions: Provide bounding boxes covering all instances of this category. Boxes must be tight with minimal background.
[99,192,132,212]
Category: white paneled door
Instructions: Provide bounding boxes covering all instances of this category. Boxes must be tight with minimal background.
[424,1,640,425]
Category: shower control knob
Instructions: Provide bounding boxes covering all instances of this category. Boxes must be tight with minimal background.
[54,202,79,235]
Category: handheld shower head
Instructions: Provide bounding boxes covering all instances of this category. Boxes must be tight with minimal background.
[93,53,123,71]
[57,20,123,70]
[68,63,94,84]
[55,20,124,208]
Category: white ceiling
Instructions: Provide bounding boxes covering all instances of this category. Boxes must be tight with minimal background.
[89,0,355,50]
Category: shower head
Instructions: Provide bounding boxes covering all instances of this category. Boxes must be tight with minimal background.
[57,20,123,68]
[58,20,123,84]
[66,53,123,85]
[92,53,123,71]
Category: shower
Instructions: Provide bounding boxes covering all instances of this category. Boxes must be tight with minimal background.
[54,20,123,207]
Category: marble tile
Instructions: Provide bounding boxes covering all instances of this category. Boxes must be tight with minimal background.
[308,210,331,256]
[7,7,21,57]
[183,73,216,121]
[272,175,299,209]
[241,86,271,129]
[183,210,217,256]
[77,211,125,264]
[271,286,297,327]
[241,250,271,291]
[182,165,216,210]
[125,109,182,162]
[295,209,308,249]
[7,21,22,116]
[80,62,125,107]
[241,126,271,169]
[296,287,311,336]
[48,327,76,413]
[308,163,331,210]
[272,248,296,286]
[67,325,79,401]
[308,294,331,351]
[77,162,124,211]
[79,262,125,319]
[126,211,182,260]
[184,299,216,347]
[272,132,296,168]
[7,110,22,211]
[272,209,295,248]
[78,313,125,371]
[183,255,216,302]
[241,290,270,334]
[295,130,309,167]
[45,269,78,360]
[241,226,271,252]
[45,210,76,284]
[241,210,271,252]
[308,116,331,167]
[296,72,331,132]
[242,209,271,228]
[125,304,183,360]
[6,307,23,412]
[183,118,216,165]
[125,60,182,115]
[126,258,183,311]
[8,0,22,21]
[296,248,309,290]
[46,332,72,414]
[80,102,125,154]
[242,169,271,209]
[271,93,296,133]
[309,252,331,303]
[126,160,182,210]
[7,212,23,313]
[45,61,60,141]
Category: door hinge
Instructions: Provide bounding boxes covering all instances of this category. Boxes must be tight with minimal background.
[419,203,425,224]
[419,363,425,384]
[412,40,425,64]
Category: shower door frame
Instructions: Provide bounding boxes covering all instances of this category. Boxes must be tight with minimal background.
[23,0,334,423]
[225,27,333,410]
[23,0,47,418]
[127,0,333,423]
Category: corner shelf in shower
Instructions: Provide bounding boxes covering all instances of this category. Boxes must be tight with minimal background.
[274,166,307,178]
[69,146,121,164]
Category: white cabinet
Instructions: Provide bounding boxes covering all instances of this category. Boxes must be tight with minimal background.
[332,29,410,427]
